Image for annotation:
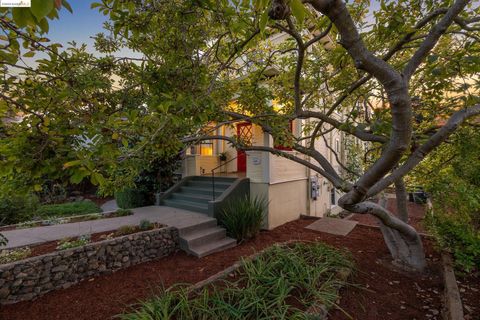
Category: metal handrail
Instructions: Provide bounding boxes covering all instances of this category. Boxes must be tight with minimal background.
[210,155,240,201]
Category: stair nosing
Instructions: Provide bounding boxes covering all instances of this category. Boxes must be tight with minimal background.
[181,226,226,241]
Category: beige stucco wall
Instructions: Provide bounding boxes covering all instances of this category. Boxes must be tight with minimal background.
[182,155,219,176]
[265,179,308,229]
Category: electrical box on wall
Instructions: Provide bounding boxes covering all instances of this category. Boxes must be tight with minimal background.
[310,176,319,200]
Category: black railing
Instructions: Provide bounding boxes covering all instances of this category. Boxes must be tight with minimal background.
[210,156,239,201]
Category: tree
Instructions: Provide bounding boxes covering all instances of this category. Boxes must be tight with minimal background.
[185,0,480,271]
[1,0,479,271]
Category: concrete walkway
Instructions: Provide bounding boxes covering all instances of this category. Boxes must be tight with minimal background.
[2,206,212,249]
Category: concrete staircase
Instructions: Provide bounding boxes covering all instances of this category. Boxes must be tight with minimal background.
[162,176,236,214]
[177,218,236,258]
[161,176,239,257]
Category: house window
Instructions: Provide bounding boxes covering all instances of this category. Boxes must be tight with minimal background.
[190,141,214,155]
[274,120,293,151]
[331,188,336,205]
[199,140,213,155]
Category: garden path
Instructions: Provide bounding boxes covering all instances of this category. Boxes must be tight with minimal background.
[2,206,211,249]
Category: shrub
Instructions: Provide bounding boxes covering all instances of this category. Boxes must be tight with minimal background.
[139,219,153,230]
[426,212,480,272]
[0,193,40,225]
[56,235,91,250]
[217,195,267,243]
[0,247,31,264]
[36,200,101,218]
[114,225,137,236]
[112,209,133,217]
[115,188,148,209]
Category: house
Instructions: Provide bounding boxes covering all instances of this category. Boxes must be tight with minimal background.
[160,31,358,230]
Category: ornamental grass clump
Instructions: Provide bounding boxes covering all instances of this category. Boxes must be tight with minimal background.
[217,195,267,243]
[120,242,353,320]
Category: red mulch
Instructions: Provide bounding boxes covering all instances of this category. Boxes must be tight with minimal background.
[0,215,444,320]
[457,272,480,320]
[27,231,117,259]
[349,198,427,233]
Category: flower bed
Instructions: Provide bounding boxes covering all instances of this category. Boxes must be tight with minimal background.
[0,224,178,305]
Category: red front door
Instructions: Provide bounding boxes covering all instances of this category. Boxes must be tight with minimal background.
[236,122,252,172]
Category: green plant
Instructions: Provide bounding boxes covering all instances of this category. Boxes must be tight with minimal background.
[56,235,91,250]
[139,219,153,230]
[114,225,138,236]
[0,193,40,225]
[112,209,133,217]
[120,242,353,319]
[219,152,228,161]
[217,195,267,243]
[36,200,101,218]
[0,247,31,264]
[426,212,480,273]
[115,188,148,209]
[17,221,41,229]
[0,233,7,247]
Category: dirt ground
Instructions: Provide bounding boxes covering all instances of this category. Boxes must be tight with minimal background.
[0,210,446,320]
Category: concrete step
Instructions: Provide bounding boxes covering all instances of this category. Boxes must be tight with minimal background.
[179,226,226,249]
[163,199,209,214]
[177,219,218,236]
[193,176,237,183]
[187,237,237,258]
[171,193,213,203]
[180,186,223,196]
[187,180,232,189]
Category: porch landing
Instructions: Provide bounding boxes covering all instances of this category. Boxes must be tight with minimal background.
[2,206,236,258]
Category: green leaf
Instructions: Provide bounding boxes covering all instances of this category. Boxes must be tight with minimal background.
[31,0,54,21]
[289,0,306,27]
[259,8,269,34]
[63,160,82,169]
[12,8,34,28]
[70,169,89,184]
[23,51,35,58]
[62,0,73,13]
[38,18,49,33]
[90,2,102,9]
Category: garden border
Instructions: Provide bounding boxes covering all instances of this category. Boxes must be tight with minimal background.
[0,226,179,305]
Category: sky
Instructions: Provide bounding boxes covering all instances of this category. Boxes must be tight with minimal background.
[46,0,381,52]
[48,0,108,52]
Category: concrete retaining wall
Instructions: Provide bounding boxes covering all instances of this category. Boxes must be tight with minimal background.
[0,227,179,304]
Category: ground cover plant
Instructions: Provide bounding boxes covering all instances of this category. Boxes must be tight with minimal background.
[0,247,31,264]
[36,201,101,218]
[56,235,91,251]
[120,242,353,320]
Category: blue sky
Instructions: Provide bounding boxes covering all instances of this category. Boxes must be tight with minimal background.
[48,0,107,51]
[47,0,381,52]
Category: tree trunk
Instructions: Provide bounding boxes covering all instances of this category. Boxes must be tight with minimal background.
[344,199,427,272]
[394,178,409,223]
